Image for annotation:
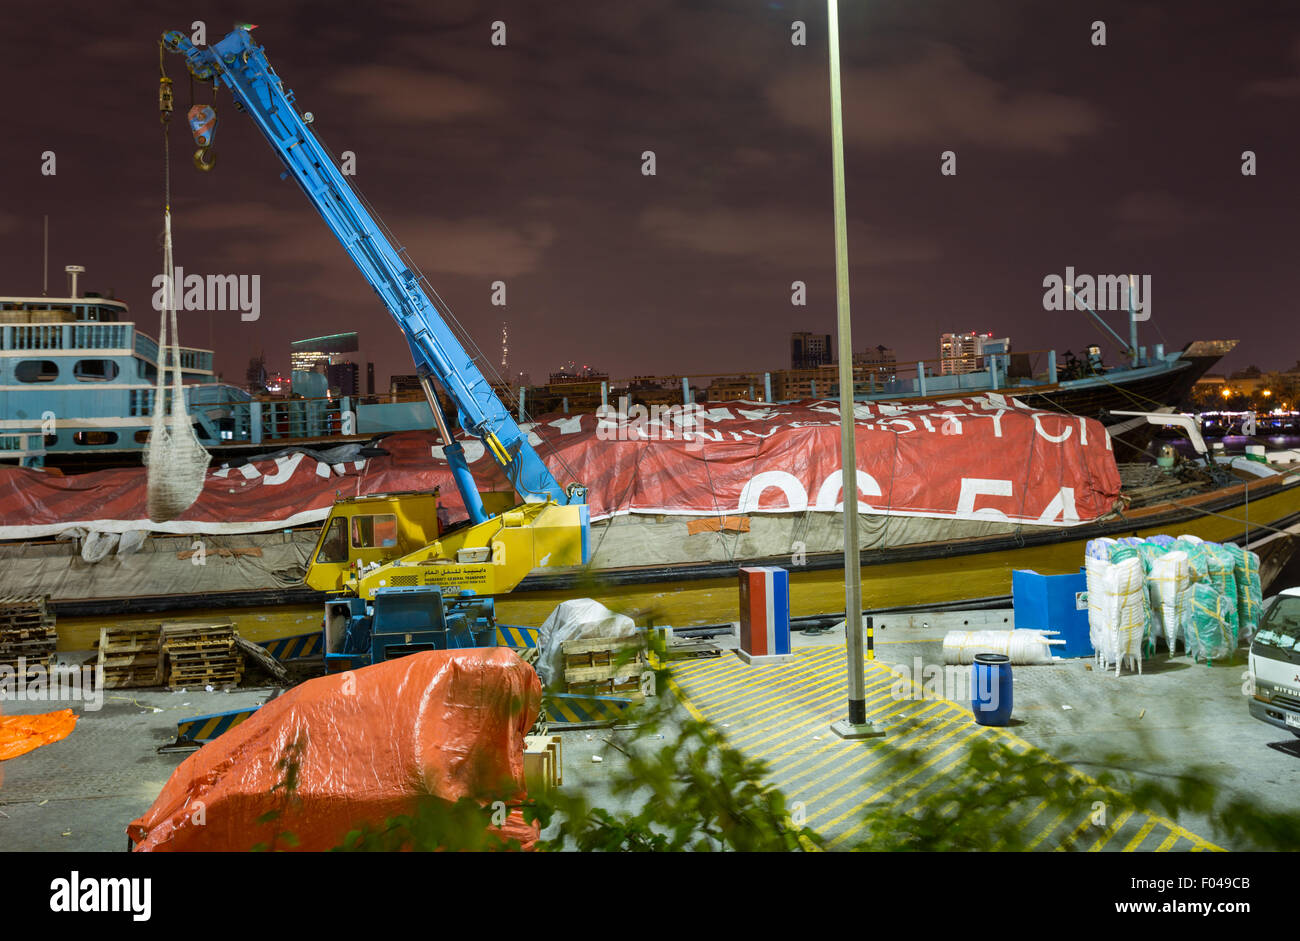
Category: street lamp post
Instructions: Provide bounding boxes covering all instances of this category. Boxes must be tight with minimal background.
[827,0,884,740]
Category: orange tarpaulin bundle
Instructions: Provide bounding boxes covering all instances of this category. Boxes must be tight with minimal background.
[0,709,78,762]
[128,647,541,852]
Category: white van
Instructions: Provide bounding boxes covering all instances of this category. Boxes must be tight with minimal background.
[1249,587,1300,737]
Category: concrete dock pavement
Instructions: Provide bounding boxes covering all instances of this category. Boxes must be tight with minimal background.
[665,611,1300,850]
[3,614,1298,852]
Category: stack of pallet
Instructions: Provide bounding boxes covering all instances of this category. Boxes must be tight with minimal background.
[96,625,164,688]
[523,734,563,793]
[160,620,243,689]
[561,636,650,697]
[0,596,56,679]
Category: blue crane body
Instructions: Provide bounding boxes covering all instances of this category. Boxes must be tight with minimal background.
[162,26,589,665]
[162,26,585,528]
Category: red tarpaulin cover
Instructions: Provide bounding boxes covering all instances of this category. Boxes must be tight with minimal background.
[0,395,1120,537]
[128,648,541,852]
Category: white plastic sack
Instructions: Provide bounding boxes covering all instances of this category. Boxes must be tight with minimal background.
[1147,550,1191,652]
[80,530,120,564]
[535,598,639,690]
[117,529,148,557]
[941,629,1060,665]
[1087,555,1147,671]
[1085,555,1113,654]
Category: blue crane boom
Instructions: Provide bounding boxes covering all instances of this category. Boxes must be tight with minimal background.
[162,26,582,527]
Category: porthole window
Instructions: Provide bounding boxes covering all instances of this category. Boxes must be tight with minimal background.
[73,431,118,446]
[74,359,119,381]
[15,360,58,383]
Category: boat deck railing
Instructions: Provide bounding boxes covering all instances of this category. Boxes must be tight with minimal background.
[195,394,378,446]
[0,321,213,374]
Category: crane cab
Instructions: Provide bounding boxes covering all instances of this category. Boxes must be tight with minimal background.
[306,490,442,592]
[305,488,580,597]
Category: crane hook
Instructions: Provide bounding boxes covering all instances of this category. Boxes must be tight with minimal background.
[186,104,217,172]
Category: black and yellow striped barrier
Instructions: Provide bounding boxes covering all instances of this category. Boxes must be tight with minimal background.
[543,692,635,728]
[160,706,262,752]
[258,632,323,661]
[497,625,540,648]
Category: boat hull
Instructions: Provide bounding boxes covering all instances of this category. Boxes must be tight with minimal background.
[46,472,1300,649]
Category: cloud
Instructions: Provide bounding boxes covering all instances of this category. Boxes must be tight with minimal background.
[177,200,555,284]
[1110,191,1210,240]
[324,65,500,123]
[1244,35,1300,97]
[640,206,939,267]
[1246,77,1300,97]
[768,44,1101,153]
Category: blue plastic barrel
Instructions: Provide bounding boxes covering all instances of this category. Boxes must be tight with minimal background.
[971,653,1013,726]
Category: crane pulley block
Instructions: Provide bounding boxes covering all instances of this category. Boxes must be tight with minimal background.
[187,104,216,148]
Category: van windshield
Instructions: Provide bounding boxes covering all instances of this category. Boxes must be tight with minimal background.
[1256,596,1300,652]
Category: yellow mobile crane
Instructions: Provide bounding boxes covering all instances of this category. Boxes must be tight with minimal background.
[164,26,588,662]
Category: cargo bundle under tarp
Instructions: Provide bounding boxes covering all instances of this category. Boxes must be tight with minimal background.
[128,648,541,851]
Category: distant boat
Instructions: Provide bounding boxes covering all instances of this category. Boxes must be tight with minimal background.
[0,281,1236,472]
[0,292,242,468]
[0,290,429,470]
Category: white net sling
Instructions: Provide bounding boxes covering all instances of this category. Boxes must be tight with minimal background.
[144,209,211,521]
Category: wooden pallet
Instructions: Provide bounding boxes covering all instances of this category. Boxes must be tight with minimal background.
[666,641,722,661]
[0,595,54,622]
[523,734,563,792]
[561,635,648,666]
[161,620,241,689]
[161,619,236,645]
[0,654,53,681]
[0,597,55,645]
[167,670,241,687]
[95,624,164,689]
[561,636,650,697]
[98,625,163,653]
[167,643,236,662]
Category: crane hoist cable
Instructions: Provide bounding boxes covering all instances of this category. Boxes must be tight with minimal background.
[146,42,211,522]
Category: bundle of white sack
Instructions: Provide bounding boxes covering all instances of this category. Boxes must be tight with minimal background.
[941,628,1063,665]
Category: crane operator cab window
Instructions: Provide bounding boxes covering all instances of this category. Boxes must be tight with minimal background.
[317,517,349,564]
[351,513,399,549]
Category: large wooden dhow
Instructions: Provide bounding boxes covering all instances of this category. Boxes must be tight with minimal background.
[3,397,1297,649]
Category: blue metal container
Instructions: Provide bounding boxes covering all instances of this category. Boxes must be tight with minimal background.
[971,653,1013,726]
[1012,568,1093,658]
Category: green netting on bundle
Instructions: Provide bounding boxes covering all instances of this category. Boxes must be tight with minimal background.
[1109,544,1140,565]
[1204,543,1241,638]
[1173,540,1211,585]
[1135,542,1170,581]
[1221,542,1263,639]
[1186,582,1236,664]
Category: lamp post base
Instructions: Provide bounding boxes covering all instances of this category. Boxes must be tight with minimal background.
[830,717,887,740]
